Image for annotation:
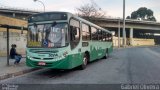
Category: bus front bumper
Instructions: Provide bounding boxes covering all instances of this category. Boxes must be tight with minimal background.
[26,56,72,69]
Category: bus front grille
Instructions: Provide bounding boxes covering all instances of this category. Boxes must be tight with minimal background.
[32,57,54,60]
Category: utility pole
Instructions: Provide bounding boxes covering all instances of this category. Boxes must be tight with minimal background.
[7,26,9,66]
[33,0,45,12]
[118,18,120,48]
[123,0,126,47]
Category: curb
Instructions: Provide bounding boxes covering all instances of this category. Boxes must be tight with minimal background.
[0,68,41,80]
[113,45,158,49]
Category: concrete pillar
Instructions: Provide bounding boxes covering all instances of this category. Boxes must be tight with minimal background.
[130,28,133,46]
[13,13,15,18]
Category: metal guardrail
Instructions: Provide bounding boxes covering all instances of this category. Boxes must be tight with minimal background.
[0,8,39,14]
[90,17,160,25]
[0,6,40,14]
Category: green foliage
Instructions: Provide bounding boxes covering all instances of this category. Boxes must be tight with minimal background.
[126,16,131,19]
[129,7,156,21]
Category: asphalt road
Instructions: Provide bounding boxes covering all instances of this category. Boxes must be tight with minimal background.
[1,46,160,85]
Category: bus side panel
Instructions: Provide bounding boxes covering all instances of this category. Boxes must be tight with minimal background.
[90,41,113,61]
[67,40,84,68]
[90,41,99,61]
[69,52,83,68]
[90,41,106,61]
[108,42,113,54]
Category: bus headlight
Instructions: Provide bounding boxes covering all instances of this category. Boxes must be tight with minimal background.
[63,51,68,57]
[27,55,30,58]
[27,55,33,60]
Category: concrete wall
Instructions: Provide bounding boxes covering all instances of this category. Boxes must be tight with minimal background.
[113,37,155,47]
[113,37,123,47]
[132,38,155,46]
[0,31,27,56]
[0,15,27,26]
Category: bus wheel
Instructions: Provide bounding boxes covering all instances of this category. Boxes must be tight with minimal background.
[103,49,109,59]
[80,54,88,70]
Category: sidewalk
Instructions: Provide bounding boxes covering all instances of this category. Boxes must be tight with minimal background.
[0,57,40,80]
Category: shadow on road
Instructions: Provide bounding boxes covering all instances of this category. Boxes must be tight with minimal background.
[31,54,114,79]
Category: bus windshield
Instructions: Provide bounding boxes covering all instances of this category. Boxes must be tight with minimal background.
[27,23,68,48]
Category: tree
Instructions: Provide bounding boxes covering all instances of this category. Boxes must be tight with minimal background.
[76,1,105,19]
[129,7,156,21]
[126,16,131,19]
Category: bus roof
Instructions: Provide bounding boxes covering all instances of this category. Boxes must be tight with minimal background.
[29,11,112,34]
[71,14,112,34]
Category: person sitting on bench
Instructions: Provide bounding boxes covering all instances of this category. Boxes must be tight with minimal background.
[10,44,22,64]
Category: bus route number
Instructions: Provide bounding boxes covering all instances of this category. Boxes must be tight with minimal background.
[49,53,58,57]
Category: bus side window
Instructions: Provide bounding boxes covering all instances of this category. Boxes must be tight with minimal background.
[107,33,112,42]
[109,34,113,42]
[82,23,90,41]
[102,31,106,41]
[91,27,98,41]
[106,33,109,41]
[70,26,74,41]
[70,26,79,41]
[98,30,103,41]
[105,32,108,41]
[69,19,80,50]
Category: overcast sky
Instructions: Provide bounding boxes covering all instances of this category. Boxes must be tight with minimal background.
[0,0,160,21]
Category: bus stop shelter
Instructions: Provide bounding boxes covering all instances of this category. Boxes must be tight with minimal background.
[0,24,27,66]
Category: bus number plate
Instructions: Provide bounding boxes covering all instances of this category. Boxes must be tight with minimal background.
[38,62,46,66]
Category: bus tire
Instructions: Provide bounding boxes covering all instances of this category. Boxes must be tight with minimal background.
[103,49,109,59]
[79,53,88,70]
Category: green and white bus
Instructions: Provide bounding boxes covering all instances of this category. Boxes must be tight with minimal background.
[26,12,113,69]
